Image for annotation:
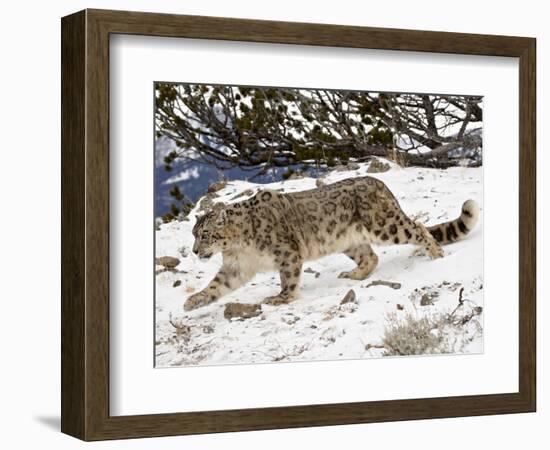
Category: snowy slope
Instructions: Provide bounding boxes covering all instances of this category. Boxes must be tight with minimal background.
[155,160,483,367]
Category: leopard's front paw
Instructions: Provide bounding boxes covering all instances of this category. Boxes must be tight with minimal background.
[338,270,351,279]
[338,269,373,280]
[184,291,214,311]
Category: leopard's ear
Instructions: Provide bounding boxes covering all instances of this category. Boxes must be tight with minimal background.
[215,208,227,226]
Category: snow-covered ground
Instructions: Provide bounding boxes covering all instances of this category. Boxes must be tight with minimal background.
[155,160,483,367]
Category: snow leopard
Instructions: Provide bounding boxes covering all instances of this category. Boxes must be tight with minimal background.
[184,176,479,311]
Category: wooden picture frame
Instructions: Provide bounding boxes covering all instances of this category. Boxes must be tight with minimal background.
[61,8,536,441]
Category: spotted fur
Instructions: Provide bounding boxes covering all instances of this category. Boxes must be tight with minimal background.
[184,176,479,311]
[427,199,480,244]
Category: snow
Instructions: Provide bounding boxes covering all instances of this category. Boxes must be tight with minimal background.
[164,167,200,184]
[154,160,483,367]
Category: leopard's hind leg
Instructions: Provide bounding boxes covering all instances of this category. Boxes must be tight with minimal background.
[338,243,379,280]
[357,182,443,259]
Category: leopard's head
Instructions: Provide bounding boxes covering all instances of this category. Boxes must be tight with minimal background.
[192,205,236,259]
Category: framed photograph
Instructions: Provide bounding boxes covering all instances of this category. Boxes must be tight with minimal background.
[61,9,536,441]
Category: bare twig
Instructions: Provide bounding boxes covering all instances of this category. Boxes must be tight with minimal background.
[366,280,402,290]
[365,343,386,351]
[168,312,191,336]
[448,287,482,325]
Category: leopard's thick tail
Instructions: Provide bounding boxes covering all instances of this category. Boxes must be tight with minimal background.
[427,199,480,244]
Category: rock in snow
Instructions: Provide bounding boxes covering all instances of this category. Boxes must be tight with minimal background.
[340,289,357,305]
[223,302,262,320]
[155,256,180,269]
